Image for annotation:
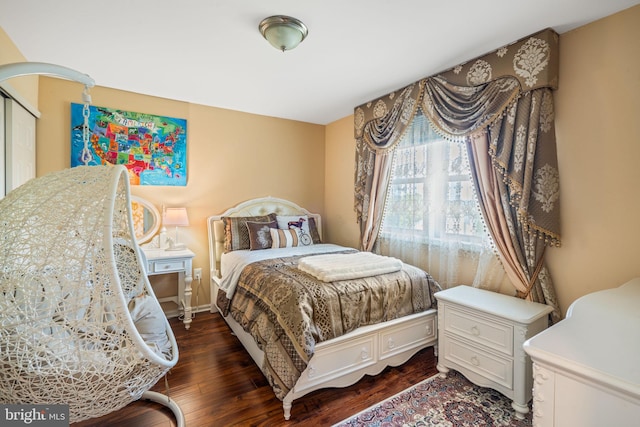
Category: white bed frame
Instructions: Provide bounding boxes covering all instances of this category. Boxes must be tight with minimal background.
[207,196,437,420]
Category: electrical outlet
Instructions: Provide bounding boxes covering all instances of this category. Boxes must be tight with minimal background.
[194,268,202,280]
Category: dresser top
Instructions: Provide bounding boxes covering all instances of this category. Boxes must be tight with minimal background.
[524,278,640,397]
[435,285,553,324]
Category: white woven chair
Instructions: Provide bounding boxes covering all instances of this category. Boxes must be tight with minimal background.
[0,165,184,425]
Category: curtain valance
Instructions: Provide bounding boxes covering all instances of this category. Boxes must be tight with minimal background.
[354,28,559,143]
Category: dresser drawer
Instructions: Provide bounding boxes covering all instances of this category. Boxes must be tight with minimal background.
[442,335,513,389]
[380,313,436,360]
[149,259,188,274]
[443,305,513,356]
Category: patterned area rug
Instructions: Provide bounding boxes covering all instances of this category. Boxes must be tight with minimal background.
[333,371,532,427]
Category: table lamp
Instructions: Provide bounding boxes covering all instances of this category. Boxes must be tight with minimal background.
[163,207,189,250]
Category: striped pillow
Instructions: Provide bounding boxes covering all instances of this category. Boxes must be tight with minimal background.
[270,227,313,248]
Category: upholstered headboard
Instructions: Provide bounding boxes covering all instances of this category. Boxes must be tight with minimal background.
[206,196,322,278]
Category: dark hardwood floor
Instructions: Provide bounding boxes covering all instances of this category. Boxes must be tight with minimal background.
[74,311,438,427]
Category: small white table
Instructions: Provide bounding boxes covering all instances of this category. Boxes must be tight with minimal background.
[141,247,195,330]
[435,285,552,419]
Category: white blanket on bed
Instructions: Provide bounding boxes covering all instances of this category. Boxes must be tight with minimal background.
[219,244,352,300]
[298,251,403,282]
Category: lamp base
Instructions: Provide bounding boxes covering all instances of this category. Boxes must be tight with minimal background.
[166,242,186,251]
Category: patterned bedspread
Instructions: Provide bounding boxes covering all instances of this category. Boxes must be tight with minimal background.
[218,251,440,400]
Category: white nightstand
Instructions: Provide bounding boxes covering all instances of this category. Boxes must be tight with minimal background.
[435,285,552,419]
[141,247,195,330]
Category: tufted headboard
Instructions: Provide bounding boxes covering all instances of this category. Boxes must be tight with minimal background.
[206,196,322,279]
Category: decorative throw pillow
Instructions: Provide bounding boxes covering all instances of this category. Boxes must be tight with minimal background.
[270,227,314,248]
[276,215,309,231]
[276,214,321,244]
[246,220,277,250]
[307,217,322,244]
[223,213,277,252]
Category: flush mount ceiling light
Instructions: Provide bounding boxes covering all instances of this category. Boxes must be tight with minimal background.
[259,15,308,52]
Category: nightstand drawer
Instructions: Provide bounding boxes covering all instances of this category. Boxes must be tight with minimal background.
[443,306,513,356]
[149,259,188,273]
[443,335,513,389]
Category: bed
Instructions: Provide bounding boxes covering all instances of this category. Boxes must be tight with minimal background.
[207,196,440,420]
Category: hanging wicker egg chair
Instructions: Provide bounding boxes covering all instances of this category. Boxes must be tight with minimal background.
[0,165,184,425]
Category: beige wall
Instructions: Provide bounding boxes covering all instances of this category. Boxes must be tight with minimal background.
[324,115,361,248]
[546,5,640,312]
[34,79,325,309]
[0,28,38,110]
[325,4,640,315]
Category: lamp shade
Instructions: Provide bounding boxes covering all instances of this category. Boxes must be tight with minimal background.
[163,207,189,227]
[259,15,308,52]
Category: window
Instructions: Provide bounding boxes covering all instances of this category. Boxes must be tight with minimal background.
[381,113,487,248]
[377,112,503,289]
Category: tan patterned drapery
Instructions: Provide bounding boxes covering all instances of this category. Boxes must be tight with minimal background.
[354,28,561,320]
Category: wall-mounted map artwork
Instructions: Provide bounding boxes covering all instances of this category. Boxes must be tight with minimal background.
[71,103,187,186]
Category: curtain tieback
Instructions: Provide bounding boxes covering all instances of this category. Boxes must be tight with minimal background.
[516,246,546,300]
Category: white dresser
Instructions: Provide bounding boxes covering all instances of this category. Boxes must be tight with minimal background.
[523,278,640,427]
[435,285,553,419]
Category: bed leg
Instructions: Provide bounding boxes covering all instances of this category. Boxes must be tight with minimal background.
[283,398,293,420]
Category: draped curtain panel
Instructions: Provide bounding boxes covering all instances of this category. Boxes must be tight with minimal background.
[353,28,561,320]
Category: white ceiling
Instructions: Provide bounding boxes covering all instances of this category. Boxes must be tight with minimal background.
[0,0,638,124]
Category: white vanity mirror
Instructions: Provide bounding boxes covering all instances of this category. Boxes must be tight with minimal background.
[130,196,161,244]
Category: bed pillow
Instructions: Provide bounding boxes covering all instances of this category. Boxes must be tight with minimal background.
[276,215,321,244]
[308,217,322,244]
[246,220,277,250]
[223,213,277,252]
[270,227,314,248]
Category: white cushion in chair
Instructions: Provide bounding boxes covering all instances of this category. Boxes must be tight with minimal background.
[128,294,172,360]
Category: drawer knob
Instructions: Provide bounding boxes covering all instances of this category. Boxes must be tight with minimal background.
[470,326,480,336]
[471,356,480,366]
[388,338,395,349]
[426,325,432,334]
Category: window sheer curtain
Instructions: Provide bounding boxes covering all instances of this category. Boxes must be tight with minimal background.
[375,112,507,291]
[354,29,561,321]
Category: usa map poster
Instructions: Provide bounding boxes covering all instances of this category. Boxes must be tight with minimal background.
[71,103,187,186]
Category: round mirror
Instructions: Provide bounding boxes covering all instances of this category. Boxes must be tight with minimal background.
[130,196,160,244]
